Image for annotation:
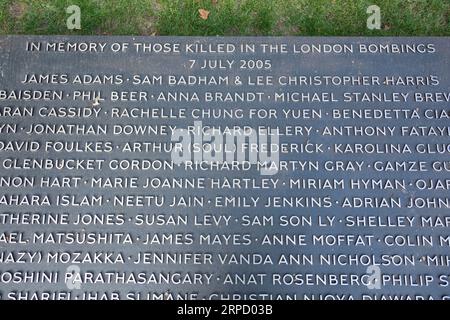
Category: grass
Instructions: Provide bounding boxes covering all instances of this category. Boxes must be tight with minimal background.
[0,0,448,35]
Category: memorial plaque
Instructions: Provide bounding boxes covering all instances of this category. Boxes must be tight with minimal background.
[0,36,449,300]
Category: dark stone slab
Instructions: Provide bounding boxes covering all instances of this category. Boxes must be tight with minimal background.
[0,36,449,300]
